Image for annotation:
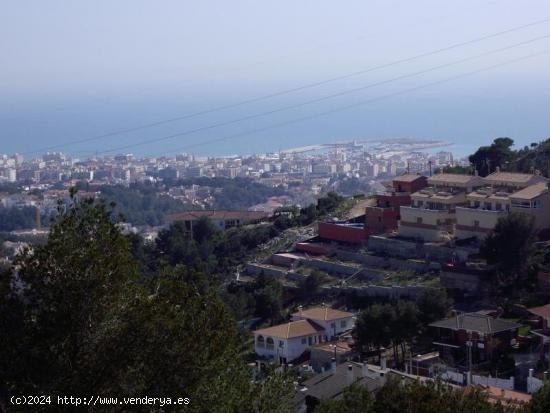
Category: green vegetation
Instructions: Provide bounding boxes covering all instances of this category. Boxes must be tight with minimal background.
[0,192,294,412]
[297,270,327,299]
[0,205,37,231]
[481,212,538,294]
[274,191,347,229]
[354,301,419,366]
[463,136,550,177]
[334,176,372,196]
[316,378,550,413]
[98,183,185,226]
[95,177,288,227]
[173,177,287,210]
[353,290,452,365]
[469,137,516,177]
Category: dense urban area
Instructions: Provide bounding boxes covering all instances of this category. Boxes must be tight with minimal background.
[2,136,550,412]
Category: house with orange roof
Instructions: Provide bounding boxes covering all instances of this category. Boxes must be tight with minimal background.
[291,306,355,339]
[253,306,355,363]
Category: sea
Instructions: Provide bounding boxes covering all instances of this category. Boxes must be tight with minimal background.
[2,86,548,160]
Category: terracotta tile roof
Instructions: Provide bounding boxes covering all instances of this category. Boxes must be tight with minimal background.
[393,174,426,183]
[510,183,549,200]
[166,210,268,222]
[428,173,483,186]
[292,306,354,321]
[254,319,325,339]
[527,303,550,319]
[485,171,548,185]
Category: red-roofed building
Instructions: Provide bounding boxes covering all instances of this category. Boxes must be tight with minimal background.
[253,306,355,363]
[318,174,428,244]
[166,210,268,231]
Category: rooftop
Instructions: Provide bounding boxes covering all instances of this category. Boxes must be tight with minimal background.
[510,182,549,200]
[428,173,483,187]
[299,363,383,401]
[430,313,522,334]
[393,173,427,183]
[484,171,549,186]
[527,303,550,319]
[166,210,268,222]
[254,319,325,339]
[293,306,354,322]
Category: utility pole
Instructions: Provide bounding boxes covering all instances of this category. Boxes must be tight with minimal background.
[35,207,41,230]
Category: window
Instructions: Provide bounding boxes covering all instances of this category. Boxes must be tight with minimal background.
[279,340,284,348]
[308,337,312,345]
[511,200,531,208]
[266,337,274,350]
[301,338,307,344]
[533,200,541,208]
[341,320,347,328]
[331,322,336,329]
[496,203,502,211]
[256,335,265,348]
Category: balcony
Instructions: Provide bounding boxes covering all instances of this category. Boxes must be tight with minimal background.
[376,190,410,196]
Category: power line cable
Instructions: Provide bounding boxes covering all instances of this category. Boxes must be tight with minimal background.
[24,16,550,155]
[89,35,550,156]
[159,48,550,156]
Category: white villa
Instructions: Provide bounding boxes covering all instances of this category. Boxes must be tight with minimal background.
[253,307,355,364]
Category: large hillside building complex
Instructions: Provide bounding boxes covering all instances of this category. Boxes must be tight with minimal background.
[398,173,485,242]
[317,170,550,245]
[455,170,550,240]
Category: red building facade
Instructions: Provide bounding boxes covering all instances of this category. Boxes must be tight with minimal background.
[317,174,428,244]
[365,174,428,234]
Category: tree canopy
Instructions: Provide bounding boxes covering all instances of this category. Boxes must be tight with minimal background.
[469,137,516,177]
[316,377,544,413]
[481,212,537,292]
[0,194,292,412]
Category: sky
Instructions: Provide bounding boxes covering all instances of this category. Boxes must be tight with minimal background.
[1,0,550,158]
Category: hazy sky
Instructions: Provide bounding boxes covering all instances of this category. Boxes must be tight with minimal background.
[1,0,550,156]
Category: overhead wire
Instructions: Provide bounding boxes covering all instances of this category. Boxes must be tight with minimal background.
[159,49,550,156]
[86,34,550,156]
[24,16,550,155]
